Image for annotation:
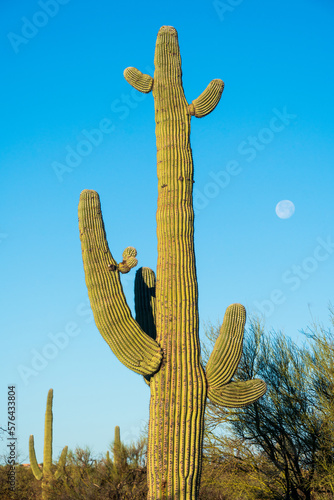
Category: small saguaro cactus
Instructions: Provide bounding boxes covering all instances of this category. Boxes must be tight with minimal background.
[111,425,128,472]
[29,389,68,500]
[78,26,266,499]
[112,425,122,470]
[105,450,112,466]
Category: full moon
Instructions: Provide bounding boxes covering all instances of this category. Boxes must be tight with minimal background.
[275,200,295,219]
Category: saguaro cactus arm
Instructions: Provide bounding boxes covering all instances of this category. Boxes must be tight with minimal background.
[188,79,224,118]
[135,267,157,385]
[29,435,43,480]
[106,450,112,465]
[206,304,246,387]
[124,67,153,93]
[54,446,68,480]
[208,379,267,408]
[206,304,266,407]
[78,190,162,376]
[118,246,138,274]
[134,267,156,341]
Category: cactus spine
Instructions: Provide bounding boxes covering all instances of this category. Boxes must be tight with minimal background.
[78,26,266,499]
[29,389,68,500]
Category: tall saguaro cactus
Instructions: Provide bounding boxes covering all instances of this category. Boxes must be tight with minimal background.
[29,389,68,500]
[78,26,266,499]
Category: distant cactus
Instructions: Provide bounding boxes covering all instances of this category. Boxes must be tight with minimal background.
[29,389,67,500]
[78,26,266,499]
[111,425,128,472]
[105,450,112,466]
[113,425,121,469]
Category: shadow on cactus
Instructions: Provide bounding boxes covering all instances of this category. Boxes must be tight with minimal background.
[78,25,266,499]
[29,389,68,500]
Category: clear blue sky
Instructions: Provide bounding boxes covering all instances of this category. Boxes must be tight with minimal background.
[1,0,334,464]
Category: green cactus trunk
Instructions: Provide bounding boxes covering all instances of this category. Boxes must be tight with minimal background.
[147,26,206,499]
[29,389,68,500]
[78,26,266,500]
[42,388,53,497]
[113,425,122,471]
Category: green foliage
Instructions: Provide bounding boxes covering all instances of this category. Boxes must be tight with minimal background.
[54,432,148,499]
[202,434,286,499]
[0,464,41,499]
[204,316,334,500]
[302,310,334,497]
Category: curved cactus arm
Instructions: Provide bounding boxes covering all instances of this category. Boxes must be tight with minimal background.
[206,304,246,388]
[43,389,53,475]
[124,67,153,93]
[29,435,43,481]
[188,79,224,118]
[208,379,267,408]
[134,267,156,340]
[78,190,162,376]
[106,450,113,465]
[206,304,267,408]
[54,445,68,480]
